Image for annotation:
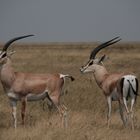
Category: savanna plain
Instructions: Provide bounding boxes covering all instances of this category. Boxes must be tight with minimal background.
[0,42,140,140]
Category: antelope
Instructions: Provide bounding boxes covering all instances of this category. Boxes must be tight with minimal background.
[0,35,74,128]
[80,37,138,130]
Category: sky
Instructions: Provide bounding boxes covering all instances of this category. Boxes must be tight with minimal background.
[0,0,140,43]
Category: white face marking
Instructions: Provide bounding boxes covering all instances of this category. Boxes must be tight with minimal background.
[80,58,102,74]
[80,60,93,73]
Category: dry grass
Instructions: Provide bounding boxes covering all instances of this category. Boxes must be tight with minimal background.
[0,43,140,140]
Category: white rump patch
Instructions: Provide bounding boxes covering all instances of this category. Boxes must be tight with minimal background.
[59,74,68,78]
[122,75,137,98]
[123,75,136,91]
[123,75,136,80]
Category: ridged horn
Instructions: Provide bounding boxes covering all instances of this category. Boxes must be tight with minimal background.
[2,34,34,52]
[90,36,121,59]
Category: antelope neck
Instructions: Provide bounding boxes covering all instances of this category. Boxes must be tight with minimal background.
[93,65,109,88]
[0,58,15,90]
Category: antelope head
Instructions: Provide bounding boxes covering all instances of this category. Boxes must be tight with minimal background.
[0,35,34,66]
[80,37,121,73]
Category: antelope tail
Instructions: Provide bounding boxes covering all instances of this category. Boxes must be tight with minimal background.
[60,74,75,81]
[120,76,139,101]
[65,75,75,81]
[64,75,75,81]
[127,79,139,96]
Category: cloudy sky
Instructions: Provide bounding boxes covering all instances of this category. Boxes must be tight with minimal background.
[0,0,140,42]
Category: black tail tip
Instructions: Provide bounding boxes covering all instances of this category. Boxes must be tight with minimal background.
[71,76,75,81]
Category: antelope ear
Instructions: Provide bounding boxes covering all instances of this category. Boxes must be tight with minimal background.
[7,50,16,57]
[99,55,108,63]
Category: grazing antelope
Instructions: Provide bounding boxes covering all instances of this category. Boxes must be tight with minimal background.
[80,37,138,130]
[0,35,74,128]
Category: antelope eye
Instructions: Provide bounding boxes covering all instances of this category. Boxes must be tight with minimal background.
[89,61,93,66]
[1,53,6,58]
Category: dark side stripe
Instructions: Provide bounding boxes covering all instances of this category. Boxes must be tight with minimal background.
[120,77,124,96]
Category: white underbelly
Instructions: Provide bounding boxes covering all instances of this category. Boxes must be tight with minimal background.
[7,92,48,101]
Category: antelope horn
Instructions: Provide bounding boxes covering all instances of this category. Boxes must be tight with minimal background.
[2,35,34,52]
[90,36,121,59]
